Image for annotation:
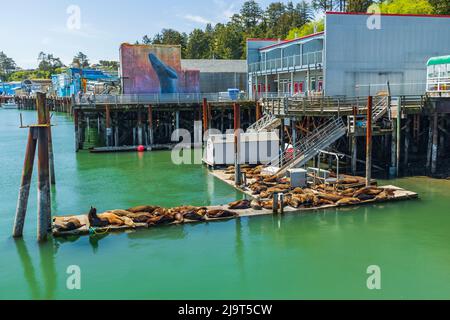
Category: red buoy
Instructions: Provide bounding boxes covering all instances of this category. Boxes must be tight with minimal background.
[137,145,145,152]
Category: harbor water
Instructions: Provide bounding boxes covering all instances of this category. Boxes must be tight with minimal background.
[0,109,449,299]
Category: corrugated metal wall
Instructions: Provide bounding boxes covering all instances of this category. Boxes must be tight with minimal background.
[199,72,247,93]
[325,13,450,97]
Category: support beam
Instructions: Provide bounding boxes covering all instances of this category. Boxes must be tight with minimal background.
[234,103,241,186]
[147,105,154,146]
[36,92,51,241]
[13,128,38,238]
[366,96,373,187]
[431,112,439,175]
[105,105,112,147]
[45,105,56,185]
[74,109,79,152]
[202,98,208,141]
[351,135,357,175]
[137,109,143,146]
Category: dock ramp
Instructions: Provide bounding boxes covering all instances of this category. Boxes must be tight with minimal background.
[262,116,347,177]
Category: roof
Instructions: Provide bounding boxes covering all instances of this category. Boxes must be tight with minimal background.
[181,59,247,73]
[258,32,325,51]
[427,55,450,66]
[326,11,450,19]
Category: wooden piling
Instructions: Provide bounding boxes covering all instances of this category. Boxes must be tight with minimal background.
[365,96,373,187]
[234,102,242,186]
[137,108,143,146]
[36,92,51,241]
[202,98,208,142]
[396,97,401,177]
[12,128,38,238]
[105,105,112,147]
[74,109,79,152]
[431,112,439,175]
[148,105,154,146]
[256,101,262,121]
[45,103,56,185]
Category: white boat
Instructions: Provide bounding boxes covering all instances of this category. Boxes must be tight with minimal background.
[1,101,18,109]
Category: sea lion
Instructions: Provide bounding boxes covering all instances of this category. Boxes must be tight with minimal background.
[88,207,109,228]
[107,209,133,217]
[127,205,160,214]
[98,212,136,227]
[53,217,85,232]
[251,200,263,210]
[292,188,304,194]
[317,192,343,203]
[336,198,361,206]
[353,187,383,198]
[206,210,237,219]
[125,212,154,223]
[146,214,175,226]
[183,210,206,221]
[228,199,251,210]
[356,193,376,201]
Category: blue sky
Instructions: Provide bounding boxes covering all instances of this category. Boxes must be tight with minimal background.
[1,0,312,69]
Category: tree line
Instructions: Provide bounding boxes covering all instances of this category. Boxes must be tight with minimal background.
[1,0,449,82]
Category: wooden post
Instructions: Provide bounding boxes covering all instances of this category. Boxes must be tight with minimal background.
[12,128,38,238]
[396,97,401,177]
[36,92,51,241]
[404,118,410,171]
[256,101,262,121]
[148,105,154,146]
[74,109,79,152]
[137,108,143,146]
[272,193,279,214]
[234,103,242,186]
[45,105,56,185]
[202,98,208,143]
[431,112,439,175]
[105,105,112,147]
[366,96,373,187]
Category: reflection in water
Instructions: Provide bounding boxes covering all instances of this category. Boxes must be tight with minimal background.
[89,233,109,253]
[235,219,245,279]
[38,237,57,300]
[14,239,40,299]
[15,237,58,300]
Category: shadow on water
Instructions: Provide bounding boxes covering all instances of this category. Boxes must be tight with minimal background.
[15,237,58,300]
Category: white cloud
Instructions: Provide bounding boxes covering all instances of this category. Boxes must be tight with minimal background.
[184,14,213,25]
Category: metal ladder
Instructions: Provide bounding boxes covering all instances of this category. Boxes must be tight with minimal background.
[263,116,348,176]
[247,114,282,132]
[372,96,389,122]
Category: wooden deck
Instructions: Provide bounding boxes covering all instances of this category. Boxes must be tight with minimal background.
[52,169,418,238]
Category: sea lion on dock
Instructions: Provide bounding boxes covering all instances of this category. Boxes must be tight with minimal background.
[353,187,383,198]
[251,200,263,210]
[317,192,343,203]
[336,198,361,206]
[88,207,110,228]
[98,212,136,228]
[146,214,175,226]
[53,217,85,232]
[127,205,160,214]
[206,209,237,219]
[228,199,251,210]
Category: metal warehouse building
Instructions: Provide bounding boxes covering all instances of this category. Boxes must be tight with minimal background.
[181,59,247,93]
[247,12,450,98]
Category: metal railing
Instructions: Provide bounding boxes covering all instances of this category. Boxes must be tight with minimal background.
[247,114,281,132]
[249,51,323,73]
[263,116,347,176]
[74,92,249,105]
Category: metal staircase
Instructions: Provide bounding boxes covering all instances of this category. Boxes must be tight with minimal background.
[247,114,282,132]
[263,116,348,176]
[372,96,389,121]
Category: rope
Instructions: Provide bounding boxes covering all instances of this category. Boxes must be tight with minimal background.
[89,226,111,236]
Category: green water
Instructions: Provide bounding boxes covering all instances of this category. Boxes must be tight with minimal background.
[1,109,450,300]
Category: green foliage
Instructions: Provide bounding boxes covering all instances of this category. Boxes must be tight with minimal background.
[37,52,64,75]
[0,51,17,81]
[286,20,325,40]
[72,52,89,68]
[346,0,374,12]
[8,69,51,81]
[141,29,188,57]
[428,0,450,14]
[377,0,435,14]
